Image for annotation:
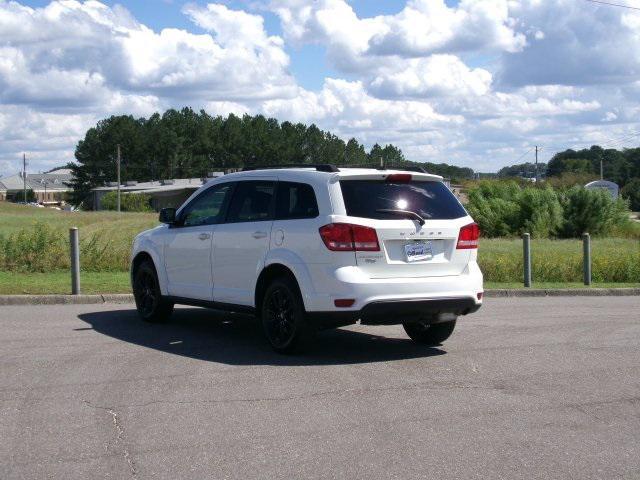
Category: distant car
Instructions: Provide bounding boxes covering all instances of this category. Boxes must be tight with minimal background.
[131,166,483,353]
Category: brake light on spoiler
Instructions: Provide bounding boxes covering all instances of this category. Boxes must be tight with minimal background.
[456,223,480,249]
[319,223,380,251]
[386,173,412,183]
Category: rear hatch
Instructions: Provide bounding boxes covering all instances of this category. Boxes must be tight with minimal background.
[339,175,473,279]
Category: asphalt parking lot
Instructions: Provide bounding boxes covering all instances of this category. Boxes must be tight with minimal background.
[2,296,639,479]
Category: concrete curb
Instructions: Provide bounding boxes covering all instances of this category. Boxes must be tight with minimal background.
[0,289,638,305]
[485,288,640,298]
[0,294,134,306]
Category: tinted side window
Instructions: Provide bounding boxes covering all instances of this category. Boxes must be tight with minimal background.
[275,182,319,220]
[181,183,233,227]
[339,180,467,220]
[226,181,275,223]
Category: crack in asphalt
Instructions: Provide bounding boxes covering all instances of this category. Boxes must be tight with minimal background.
[85,380,497,411]
[83,401,137,478]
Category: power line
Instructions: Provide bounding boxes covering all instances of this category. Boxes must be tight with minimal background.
[584,0,640,10]
[514,146,534,163]
[601,130,640,149]
[597,129,640,147]
[539,129,640,154]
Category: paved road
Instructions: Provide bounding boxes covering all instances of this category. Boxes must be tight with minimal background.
[2,297,639,479]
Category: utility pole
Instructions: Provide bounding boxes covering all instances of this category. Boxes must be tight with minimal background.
[116,144,121,213]
[534,146,539,183]
[23,153,27,203]
[600,156,604,180]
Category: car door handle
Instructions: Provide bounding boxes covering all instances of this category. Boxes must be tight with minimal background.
[252,231,267,239]
[198,233,211,240]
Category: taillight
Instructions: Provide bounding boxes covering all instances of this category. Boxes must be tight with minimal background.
[456,222,480,249]
[319,223,380,251]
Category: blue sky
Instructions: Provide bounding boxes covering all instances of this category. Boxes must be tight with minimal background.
[1,0,640,176]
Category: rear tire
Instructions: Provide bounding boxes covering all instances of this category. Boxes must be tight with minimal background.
[403,319,457,345]
[260,276,313,354]
[133,260,174,323]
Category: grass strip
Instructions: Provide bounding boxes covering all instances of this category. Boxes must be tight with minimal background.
[1,270,637,295]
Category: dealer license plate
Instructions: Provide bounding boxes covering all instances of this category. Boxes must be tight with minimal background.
[404,241,433,262]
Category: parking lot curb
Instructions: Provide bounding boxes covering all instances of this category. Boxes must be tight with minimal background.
[0,289,637,305]
[0,294,135,305]
[485,288,640,297]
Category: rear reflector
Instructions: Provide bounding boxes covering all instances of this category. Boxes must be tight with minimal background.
[386,173,412,183]
[319,223,380,251]
[334,299,355,308]
[477,292,483,301]
[457,222,480,249]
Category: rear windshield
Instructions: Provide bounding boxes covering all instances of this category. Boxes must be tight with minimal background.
[339,180,467,220]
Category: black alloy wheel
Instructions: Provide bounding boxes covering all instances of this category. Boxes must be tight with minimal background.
[133,260,174,323]
[261,277,311,353]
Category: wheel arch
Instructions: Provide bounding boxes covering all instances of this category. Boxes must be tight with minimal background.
[131,250,168,295]
[255,263,304,313]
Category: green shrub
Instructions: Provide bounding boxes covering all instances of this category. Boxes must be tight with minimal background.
[12,189,36,203]
[467,181,563,237]
[100,191,152,212]
[466,196,519,237]
[467,180,631,238]
[516,187,563,237]
[0,221,132,273]
[559,187,630,237]
[0,222,67,272]
[621,178,640,211]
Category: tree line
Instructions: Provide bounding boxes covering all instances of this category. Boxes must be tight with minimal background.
[498,145,640,188]
[69,107,474,206]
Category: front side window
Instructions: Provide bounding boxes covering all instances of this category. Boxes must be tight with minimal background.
[226,181,276,223]
[181,183,233,227]
[275,182,319,220]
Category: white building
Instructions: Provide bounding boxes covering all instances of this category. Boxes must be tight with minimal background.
[0,168,73,204]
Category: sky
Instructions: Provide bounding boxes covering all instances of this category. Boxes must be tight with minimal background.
[1,0,640,177]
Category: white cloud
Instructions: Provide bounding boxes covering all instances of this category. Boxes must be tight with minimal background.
[367,0,526,57]
[1,0,640,176]
[499,0,640,87]
[0,0,296,106]
[368,55,493,98]
[263,78,462,135]
[0,0,297,173]
[271,0,525,71]
[0,105,94,173]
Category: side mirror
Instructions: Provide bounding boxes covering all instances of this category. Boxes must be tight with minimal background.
[159,207,177,224]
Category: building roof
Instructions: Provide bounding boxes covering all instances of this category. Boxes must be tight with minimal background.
[0,171,74,191]
[92,174,224,193]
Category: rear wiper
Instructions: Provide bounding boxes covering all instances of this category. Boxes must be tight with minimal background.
[376,209,425,226]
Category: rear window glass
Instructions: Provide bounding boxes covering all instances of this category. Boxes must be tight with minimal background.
[339,180,467,220]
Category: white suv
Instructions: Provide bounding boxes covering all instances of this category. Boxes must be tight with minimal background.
[131,165,483,353]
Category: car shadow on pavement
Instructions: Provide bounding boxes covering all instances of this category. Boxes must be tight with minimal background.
[77,307,445,366]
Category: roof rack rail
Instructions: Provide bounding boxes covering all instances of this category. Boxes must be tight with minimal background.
[241,164,339,173]
[335,164,428,173]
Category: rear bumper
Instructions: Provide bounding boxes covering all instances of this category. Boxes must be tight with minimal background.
[360,297,480,324]
[303,261,483,312]
[308,296,481,330]
[302,261,482,330]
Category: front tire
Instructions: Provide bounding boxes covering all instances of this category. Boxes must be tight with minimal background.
[403,319,457,345]
[133,260,174,323]
[261,277,312,354]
